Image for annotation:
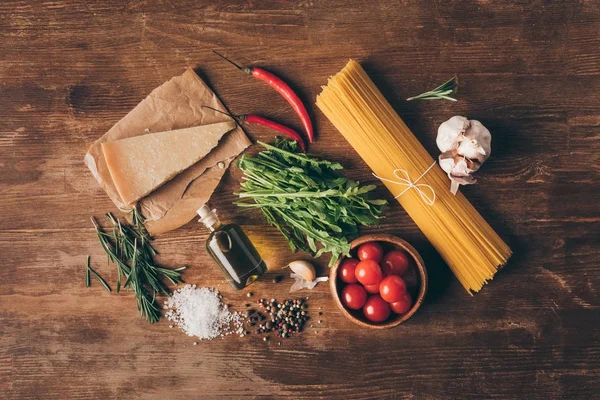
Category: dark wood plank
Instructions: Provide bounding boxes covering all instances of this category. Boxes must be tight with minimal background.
[1,0,599,399]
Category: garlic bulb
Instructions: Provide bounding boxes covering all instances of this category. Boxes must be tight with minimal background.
[437,116,492,194]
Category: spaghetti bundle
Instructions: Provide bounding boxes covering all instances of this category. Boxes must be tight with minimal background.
[316,60,511,294]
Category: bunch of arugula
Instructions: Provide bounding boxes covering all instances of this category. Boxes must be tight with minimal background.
[236,139,386,266]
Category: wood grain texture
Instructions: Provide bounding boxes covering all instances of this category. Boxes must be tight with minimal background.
[1,0,599,399]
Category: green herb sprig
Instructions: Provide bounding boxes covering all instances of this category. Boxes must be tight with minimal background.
[85,257,91,288]
[406,76,458,102]
[89,207,186,324]
[84,255,112,292]
[236,139,386,267]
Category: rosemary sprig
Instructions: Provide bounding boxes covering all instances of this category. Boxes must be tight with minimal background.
[90,206,186,323]
[85,255,111,292]
[406,76,458,102]
[85,256,91,288]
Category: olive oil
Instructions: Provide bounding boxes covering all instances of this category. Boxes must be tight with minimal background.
[197,205,267,290]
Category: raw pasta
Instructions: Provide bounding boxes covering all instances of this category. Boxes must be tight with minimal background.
[316,60,511,294]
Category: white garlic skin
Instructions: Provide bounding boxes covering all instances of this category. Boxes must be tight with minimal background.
[436,115,468,152]
[440,154,477,184]
[436,116,492,192]
[438,154,455,176]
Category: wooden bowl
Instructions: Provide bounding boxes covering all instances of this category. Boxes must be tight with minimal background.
[330,234,428,329]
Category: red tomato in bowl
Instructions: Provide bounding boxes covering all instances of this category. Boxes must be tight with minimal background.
[381,250,410,276]
[379,275,407,303]
[390,292,413,314]
[363,295,391,323]
[364,283,380,294]
[357,242,384,263]
[341,284,367,310]
[338,258,359,284]
[355,260,383,286]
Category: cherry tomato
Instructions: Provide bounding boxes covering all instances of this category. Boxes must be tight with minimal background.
[354,259,383,286]
[379,275,407,303]
[341,284,367,310]
[381,250,410,276]
[364,283,380,294]
[390,292,413,314]
[363,295,391,323]
[357,242,384,263]
[338,258,359,284]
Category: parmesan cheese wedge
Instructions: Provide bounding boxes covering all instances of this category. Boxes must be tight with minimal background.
[102,120,236,205]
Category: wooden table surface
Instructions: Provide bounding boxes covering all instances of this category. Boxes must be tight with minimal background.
[2,1,599,399]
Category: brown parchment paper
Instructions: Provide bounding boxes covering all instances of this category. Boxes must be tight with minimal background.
[84,68,251,234]
[144,156,235,235]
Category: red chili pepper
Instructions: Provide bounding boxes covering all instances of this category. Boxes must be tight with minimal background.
[212,50,314,143]
[202,106,307,152]
[243,115,306,152]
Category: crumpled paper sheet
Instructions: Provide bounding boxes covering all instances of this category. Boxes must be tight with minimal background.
[144,156,235,235]
[84,68,251,235]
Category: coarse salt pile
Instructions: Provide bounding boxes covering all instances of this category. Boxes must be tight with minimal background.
[165,284,245,340]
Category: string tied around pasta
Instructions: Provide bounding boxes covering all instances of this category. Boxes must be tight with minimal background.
[373,162,437,206]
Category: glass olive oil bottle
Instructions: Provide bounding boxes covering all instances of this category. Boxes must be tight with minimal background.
[197,205,267,290]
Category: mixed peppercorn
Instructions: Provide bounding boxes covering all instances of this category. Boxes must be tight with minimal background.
[247,298,309,339]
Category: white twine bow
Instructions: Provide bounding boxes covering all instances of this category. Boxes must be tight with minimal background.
[373,162,437,206]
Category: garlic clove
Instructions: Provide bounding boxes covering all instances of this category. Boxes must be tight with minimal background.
[288,260,316,282]
[439,151,455,175]
[436,116,469,152]
[453,158,471,176]
[461,119,491,161]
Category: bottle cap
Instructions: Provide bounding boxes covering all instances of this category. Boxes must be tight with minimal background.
[197,205,219,228]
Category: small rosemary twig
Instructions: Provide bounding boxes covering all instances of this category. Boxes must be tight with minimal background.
[406,76,458,102]
[85,256,91,288]
[85,255,111,292]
